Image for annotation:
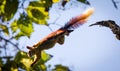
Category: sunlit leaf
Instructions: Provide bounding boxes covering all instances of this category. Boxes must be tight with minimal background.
[40,64,47,70]
[14,51,32,70]
[26,6,48,25]
[41,51,52,62]
[11,20,18,33]
[14,51,52,71]
[52,64,70,71]
[77,0,90,5]
[52,0,60,3]
[11,15,34,39]
[33,51,53,65]
[32,51,53,70]
[0,0,6,15]
[1,0,19,21]
[29,0,53,11]
[26,0,54,25]
[17,14,34,37]
[0,24,9,36]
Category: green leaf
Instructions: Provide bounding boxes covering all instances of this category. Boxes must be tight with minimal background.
[52,64,70,71]
[40,64,47,71]
[14,31,24,40]
[52,0,60,3]
[0,58,3,69]
[42,0,53,11]
[2,61,18,71]
[1,0,19,21]
[78,0,86,2]
[30,0,53,12]
[11,20,18,33]
[41,51,52,62]
[11,15,34,39]
[0,24,9,36]
[32,51,52,70]
[77,0,90,5]
[0,0,6,15]
[29,1,42,7]
[26,0,53,25]
[33,51,52,65]
[14,51,32,70]
[26,6,48,25]
[17,14,34,37]
[14,51,52,71]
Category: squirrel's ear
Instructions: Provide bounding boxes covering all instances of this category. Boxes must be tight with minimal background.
[26,46,33,50]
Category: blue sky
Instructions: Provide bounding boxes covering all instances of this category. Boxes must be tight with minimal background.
[18,0,120,71]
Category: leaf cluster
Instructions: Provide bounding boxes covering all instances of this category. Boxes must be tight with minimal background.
[0,51,70,71]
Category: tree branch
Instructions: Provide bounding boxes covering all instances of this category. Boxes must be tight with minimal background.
[89,20,120,40]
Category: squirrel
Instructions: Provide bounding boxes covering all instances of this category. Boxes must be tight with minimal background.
[26,8,94,67]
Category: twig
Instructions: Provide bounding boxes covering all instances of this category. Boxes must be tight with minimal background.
[111,0,118,9]
[0,56,13,61]
[4,41,7,56]
[47,26,53,32]
[0,36,20,50]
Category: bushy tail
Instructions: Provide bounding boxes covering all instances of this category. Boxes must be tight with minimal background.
[61,8,94,30]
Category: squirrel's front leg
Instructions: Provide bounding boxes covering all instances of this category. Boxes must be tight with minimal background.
[31,50,41,67]
[57,36,65,45]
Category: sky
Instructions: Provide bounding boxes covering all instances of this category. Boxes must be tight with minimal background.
[18,0,120,71]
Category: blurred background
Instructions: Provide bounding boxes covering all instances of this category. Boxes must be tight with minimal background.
[0,0,120,71]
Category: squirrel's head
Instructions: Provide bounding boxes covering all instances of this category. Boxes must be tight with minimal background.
[26,46,35,57]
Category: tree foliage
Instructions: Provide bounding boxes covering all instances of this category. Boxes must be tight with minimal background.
[0,0,119,71]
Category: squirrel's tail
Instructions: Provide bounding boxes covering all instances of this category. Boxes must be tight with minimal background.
[61,8,94,30]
